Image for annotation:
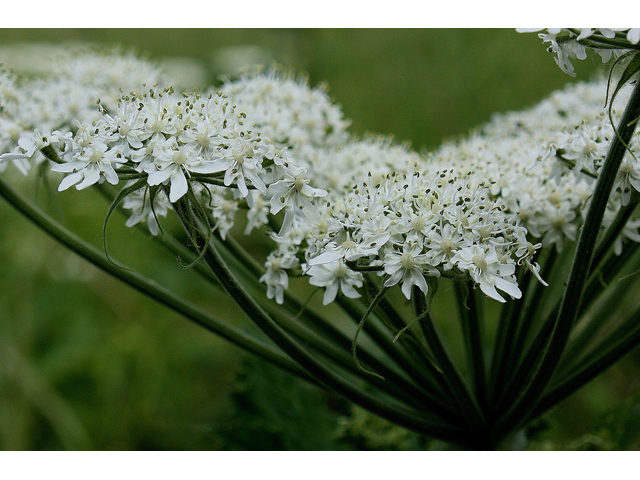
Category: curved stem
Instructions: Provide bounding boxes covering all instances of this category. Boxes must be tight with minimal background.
[336,294,450,398]
[212,229,457,416]
[370,281,449,391]
[174,199,468,441]
[0,177,312,384]
[249,281,460,420]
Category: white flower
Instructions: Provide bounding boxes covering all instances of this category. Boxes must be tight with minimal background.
[538,201,578,252]
[306,259,363,305]
[104,102,147,151]
[209,189,239,240]
[536,30,586,77]
[178,118,223,156]
[207,138,267,197]
[615,218,640,256]
[268,162,327,234]
[144,141,192,203]
[260,250,299,305]
[383,240,440,300]
[615,155,640,206]
[308,231,390,266]
[220,68,350,162]
[17,129,63,160]
[452,245,521,303]
[518,28,640,76]
[244,191,270,235]
[426,223,470,270]
[52,141,121,191]
[137,94,179,143]
[144,137,222,203]
[122,187,171,236]
[559,126,608,174]
[388,202,438,239]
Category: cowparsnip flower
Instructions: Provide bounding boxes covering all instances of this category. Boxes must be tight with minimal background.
[452,245,521,303]
[52,141,121,191]
[306,258,363,305]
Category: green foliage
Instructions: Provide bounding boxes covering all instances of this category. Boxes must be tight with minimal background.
[587,385,640,450]
[334,406,432,450]
[210,357,344,450]
[211,358,439,451]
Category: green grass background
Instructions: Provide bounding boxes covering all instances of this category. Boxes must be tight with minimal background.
[1,28,639,450]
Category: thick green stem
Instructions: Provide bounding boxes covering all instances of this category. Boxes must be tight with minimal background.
[531,304,640,421]
[492,79,640,440]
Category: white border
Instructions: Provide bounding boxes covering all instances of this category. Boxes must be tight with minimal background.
[3,2,639,28]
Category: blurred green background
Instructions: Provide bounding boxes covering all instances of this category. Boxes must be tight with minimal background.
[2,29,640,450]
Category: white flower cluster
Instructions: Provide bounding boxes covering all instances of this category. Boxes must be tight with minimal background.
[0,47,167,173]
[2,46,640,309]
[1,62,330,242]
[218,68,351,168]
[259,78,640,306]
[424,80,640,255]
[299,172,529,304]
[517,28,640,76]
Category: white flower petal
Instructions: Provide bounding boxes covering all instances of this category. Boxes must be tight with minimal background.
[169,169,188,203]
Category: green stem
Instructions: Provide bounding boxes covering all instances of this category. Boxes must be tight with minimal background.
[259,294,459,418]
[560,241,640,365]
[490,316,556,420]
[531,304,640,421]
[128,201,455,418]
[492,249,558,408]
[174,199,468,441]
[419,308,487,432]
[577,36,640,52]
[336,294,449,398]
[213,232,456,414]
[455,281,488,411]
[0,177,311,383]
[372,281,448,390]
[583,241,640,314]
[488,270,532,404]
[492,78,640,440]
[538,234,640,365]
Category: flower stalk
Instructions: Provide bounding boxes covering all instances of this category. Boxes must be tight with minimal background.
[492,77,640,439]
